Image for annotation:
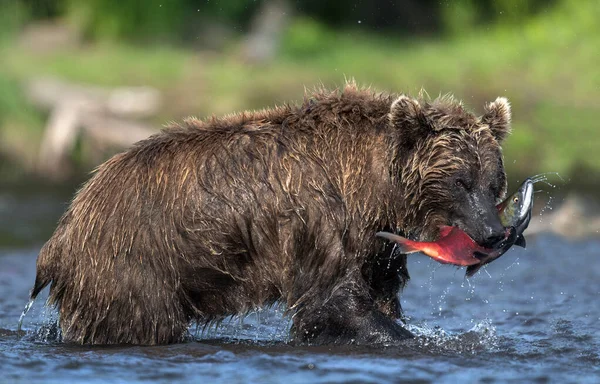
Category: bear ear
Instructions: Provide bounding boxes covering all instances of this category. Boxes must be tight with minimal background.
[481,97,511,143]
[389,95,428,149]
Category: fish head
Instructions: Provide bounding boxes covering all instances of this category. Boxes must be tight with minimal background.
[497,178,534,231]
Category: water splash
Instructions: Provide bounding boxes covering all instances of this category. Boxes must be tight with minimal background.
[17,302,63,343]
[17,299,34,335]
[529,172,565,187]
[437,284,452,318]
[537,195,556,223]
[192,304,292,344]
[407,318,499,354]
[32,319,62,343]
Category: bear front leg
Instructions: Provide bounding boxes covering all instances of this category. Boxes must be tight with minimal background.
[290,277,413,345]
[367,243,410,321]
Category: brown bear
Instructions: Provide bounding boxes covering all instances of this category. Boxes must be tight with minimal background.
[30,83,512,345]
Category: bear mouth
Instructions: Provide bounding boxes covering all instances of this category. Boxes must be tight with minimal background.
[436,225,514,267]
[377,226,514,268]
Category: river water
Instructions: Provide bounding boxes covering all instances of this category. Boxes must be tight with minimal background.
[0,193,599,383]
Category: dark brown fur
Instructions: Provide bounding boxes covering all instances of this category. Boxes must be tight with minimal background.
[31,83,511,345]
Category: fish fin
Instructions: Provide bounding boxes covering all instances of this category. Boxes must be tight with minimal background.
[515,235,526,248]
[473,251,488,261]
[465,264,480,277]
[376,232,421,254]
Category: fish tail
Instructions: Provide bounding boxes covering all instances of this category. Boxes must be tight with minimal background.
[375,232,421,254]
[465,265,479,277]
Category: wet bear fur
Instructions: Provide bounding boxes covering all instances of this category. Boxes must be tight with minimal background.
[30,83,512,345]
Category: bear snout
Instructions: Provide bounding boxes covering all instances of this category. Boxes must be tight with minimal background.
[450,211,505,248]
[480,219,507,248]
[481,229,506,248]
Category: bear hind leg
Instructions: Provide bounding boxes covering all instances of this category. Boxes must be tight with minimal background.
[56,271,191,345]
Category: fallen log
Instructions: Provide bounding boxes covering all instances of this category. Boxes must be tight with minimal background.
[28,77,160,180]
[27,77,161,119]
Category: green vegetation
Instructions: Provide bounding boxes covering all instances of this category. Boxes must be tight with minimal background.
[0,0,598,189]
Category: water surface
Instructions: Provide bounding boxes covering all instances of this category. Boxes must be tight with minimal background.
[1,222,599,382]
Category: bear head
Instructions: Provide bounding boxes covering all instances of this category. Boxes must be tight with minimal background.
[389,95,512,248]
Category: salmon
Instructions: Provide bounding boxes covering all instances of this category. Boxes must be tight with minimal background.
[376,226,499,266]
[376,178,534,274]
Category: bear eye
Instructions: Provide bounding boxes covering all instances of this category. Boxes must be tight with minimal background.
[456,179,470,190]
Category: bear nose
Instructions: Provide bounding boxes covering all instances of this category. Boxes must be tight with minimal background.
[482,226,506,248]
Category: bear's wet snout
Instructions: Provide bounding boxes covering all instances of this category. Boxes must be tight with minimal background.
[481,223,506,248]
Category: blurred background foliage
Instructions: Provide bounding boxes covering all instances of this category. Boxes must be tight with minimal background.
[14,0,557,40]
[0,0,598,194]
